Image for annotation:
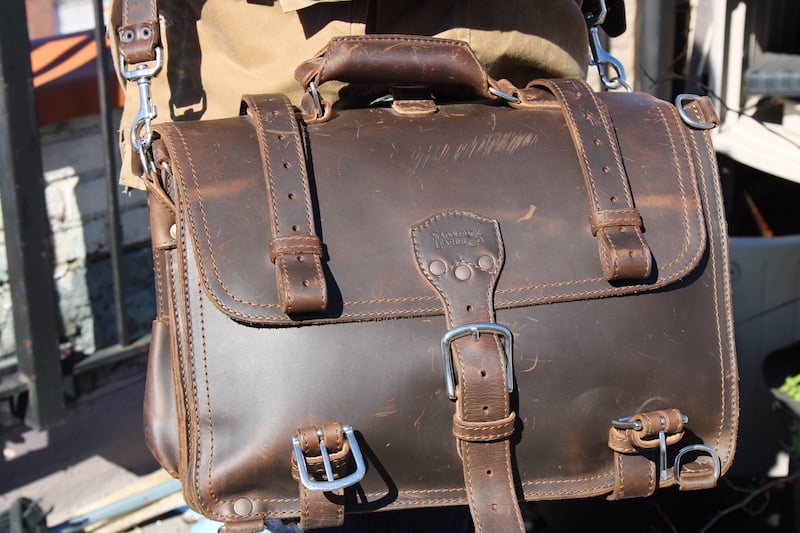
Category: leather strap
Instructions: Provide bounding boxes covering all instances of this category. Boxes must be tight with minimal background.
[242,94,328,315]
[292,423,349,529]
[606,409,682,500]
[412,210,524,533]
[118,0,160,64]
[222,519,268,533]
[522,79,652,281]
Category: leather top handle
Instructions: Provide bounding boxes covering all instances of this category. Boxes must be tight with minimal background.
[295,35,502,122]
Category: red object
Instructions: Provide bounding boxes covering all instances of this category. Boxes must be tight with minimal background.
[30,30,124,126]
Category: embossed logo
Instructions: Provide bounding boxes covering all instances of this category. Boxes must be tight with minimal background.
[430,229,484,249]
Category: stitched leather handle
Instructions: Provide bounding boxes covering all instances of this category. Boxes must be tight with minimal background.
[295,35,499,121]
[295,35,494,97]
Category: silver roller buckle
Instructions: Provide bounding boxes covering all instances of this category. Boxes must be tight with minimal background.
[292,425,367,492]
[441,323,514,401]
[612,414,722,486]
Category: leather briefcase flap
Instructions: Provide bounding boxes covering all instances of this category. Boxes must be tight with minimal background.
[157,92,705,326]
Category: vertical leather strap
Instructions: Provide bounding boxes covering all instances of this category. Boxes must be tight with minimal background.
[292,424,349,530]
[607,452,657,500]
[524,79,652,281]
[412,211,525,533]
[242,94,327,315]
[118,0,160,64]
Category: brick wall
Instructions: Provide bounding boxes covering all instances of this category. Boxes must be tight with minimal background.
[0,112,155,365]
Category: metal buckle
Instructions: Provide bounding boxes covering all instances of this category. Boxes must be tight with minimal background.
[613,414,687,482]
[674,444,722,487]
[308,81,324,119]
[675,94,717,129]
[488,86,521,104]
[613,414,721,485]
[441,323,514,401]
[586,0,631,92]
[291,425,366,492]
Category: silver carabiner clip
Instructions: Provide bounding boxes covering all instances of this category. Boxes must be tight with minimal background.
[120,47,163,157]
[586,0,631,92]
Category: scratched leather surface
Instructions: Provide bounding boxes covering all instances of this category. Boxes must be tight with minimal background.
[148,90,738,523]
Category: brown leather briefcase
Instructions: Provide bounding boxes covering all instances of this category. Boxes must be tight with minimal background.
[138,36,738,532]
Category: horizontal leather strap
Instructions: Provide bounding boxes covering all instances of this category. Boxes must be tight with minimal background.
[589,208,643,236]
[269,236,324,263]
[453,412,517,442]
[608,409,686,452]
[674,456,720,491]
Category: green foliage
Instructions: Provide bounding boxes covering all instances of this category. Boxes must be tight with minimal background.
[780,374,800,457]
[780,373,800,401]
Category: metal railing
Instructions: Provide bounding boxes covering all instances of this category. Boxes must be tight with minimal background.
[0,0,143,430]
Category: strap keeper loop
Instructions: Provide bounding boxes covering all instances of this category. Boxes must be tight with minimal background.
[589,208,643,236]
[453,412,517,442]
[269,236,323,263]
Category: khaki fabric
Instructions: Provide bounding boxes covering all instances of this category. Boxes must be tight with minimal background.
[111,0,589,189]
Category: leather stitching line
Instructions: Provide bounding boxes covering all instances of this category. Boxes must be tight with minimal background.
[686,108,735,469]
[655,105,696,271]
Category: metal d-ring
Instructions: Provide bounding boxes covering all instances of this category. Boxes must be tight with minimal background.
[675,94,717,130]
[673,444,722,486]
